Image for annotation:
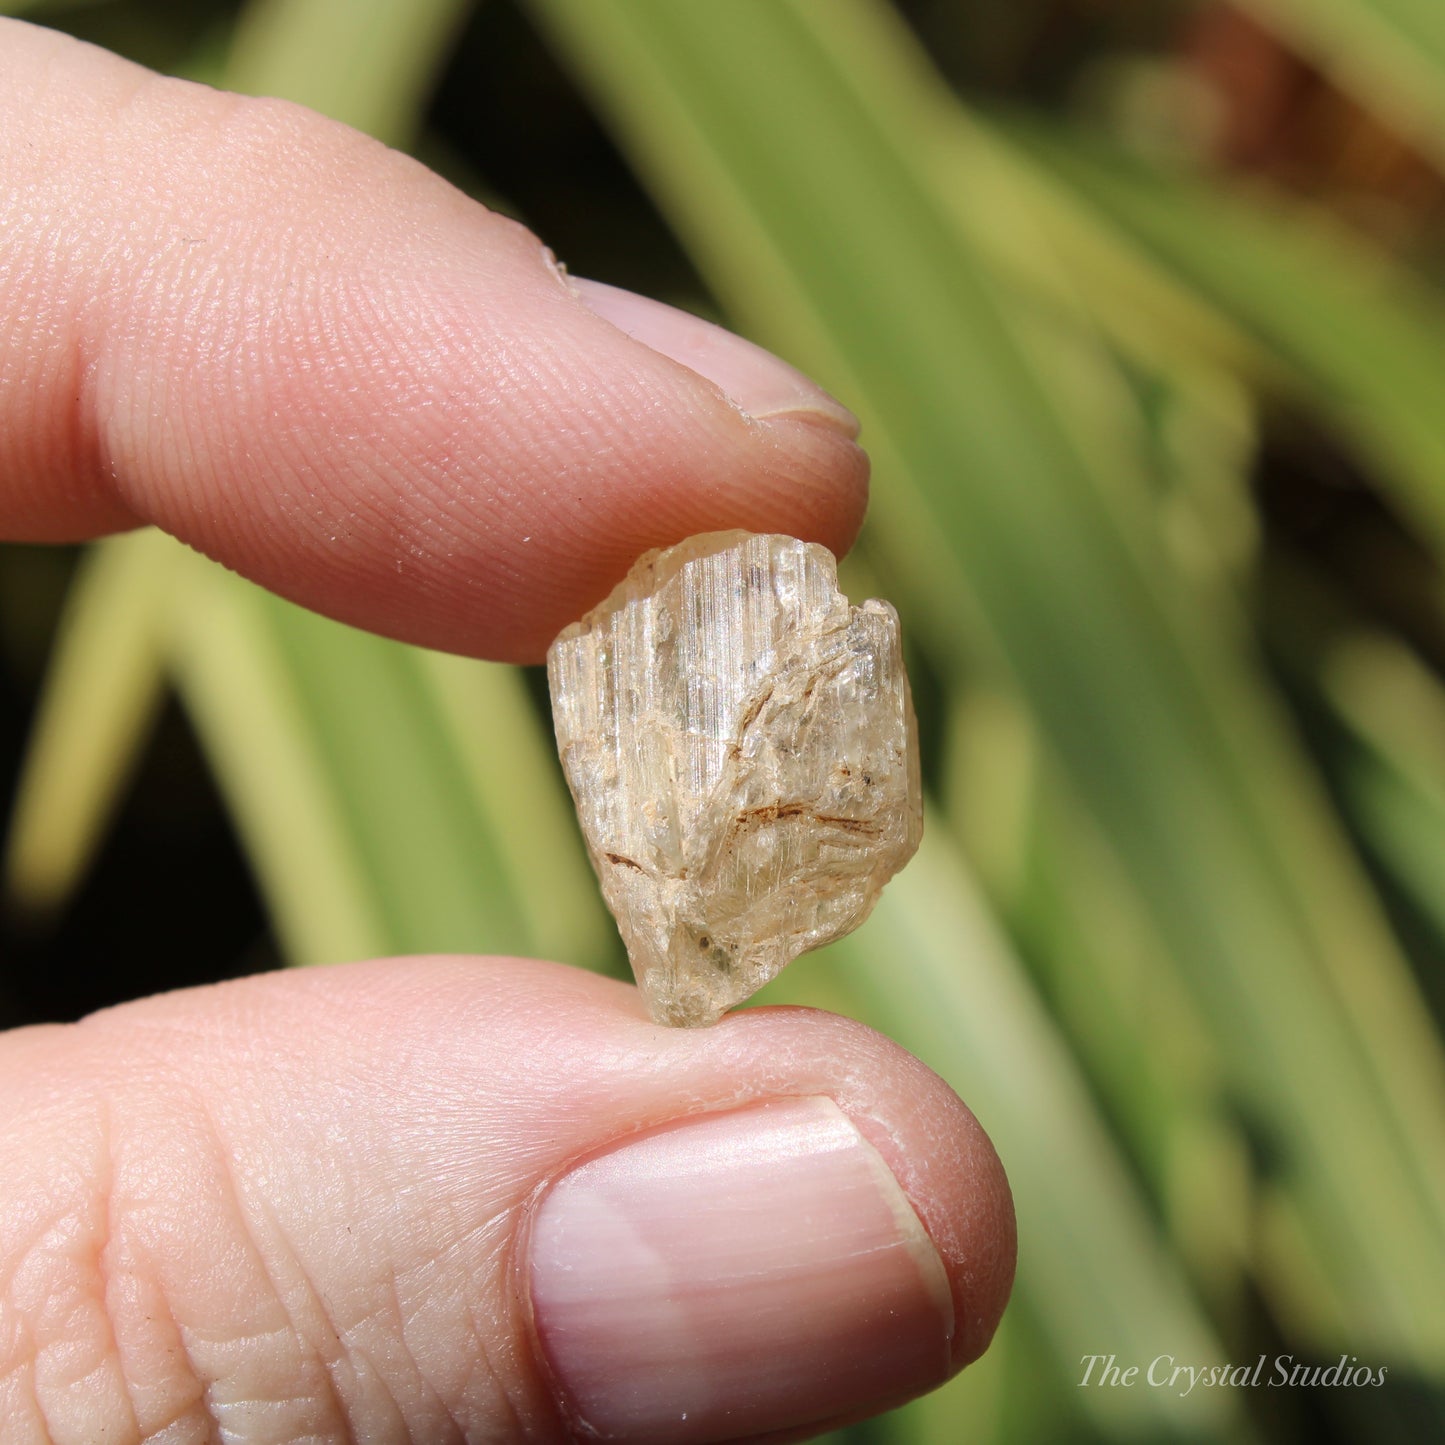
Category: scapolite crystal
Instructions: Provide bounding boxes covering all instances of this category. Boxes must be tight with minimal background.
[546,531,922,1026]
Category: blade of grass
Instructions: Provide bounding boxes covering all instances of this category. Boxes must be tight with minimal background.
[3,529,174,914]
[789,12,1265,406]
[255,596,535,960]
[1257,556,1445,1001]
[1318,631,1445,963]
[172,560,547,964]
[1011,122,1445,557]
[1339,743,1445,959]
[410,650,620,972]
[993,130,1445,1222]
[946,685,1253,1319]
[224,0,472,147]
[166,549,391,964]
[525,0,1445,1361]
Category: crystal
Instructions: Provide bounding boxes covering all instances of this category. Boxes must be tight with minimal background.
[547,531,922,1026]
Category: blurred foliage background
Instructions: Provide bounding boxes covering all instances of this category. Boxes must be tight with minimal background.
[3,0,1445,1440]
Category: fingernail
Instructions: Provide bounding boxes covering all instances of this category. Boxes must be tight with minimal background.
[528,1096,954,1444]
[570,277,860,437]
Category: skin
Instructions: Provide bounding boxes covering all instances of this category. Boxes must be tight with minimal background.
[0,19,1015,1443]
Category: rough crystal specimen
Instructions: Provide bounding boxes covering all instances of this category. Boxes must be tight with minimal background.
[547,531,922,1027]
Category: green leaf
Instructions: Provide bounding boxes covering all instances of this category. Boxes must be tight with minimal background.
[254,591,536,959]
[1321,631,1445,956]
[165,550,391,964]
[169,556,552,965]
[3,530,174,913]
[412,650,621,972]
[1016,123,1445,556]
[224,0,473,146]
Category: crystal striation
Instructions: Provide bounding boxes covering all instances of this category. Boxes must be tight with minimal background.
[547,531,922,1027]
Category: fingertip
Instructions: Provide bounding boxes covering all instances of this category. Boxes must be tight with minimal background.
[0,23,871,659]
[527,1095,955,1443]
[522,997,1014,1442]
[567,278,861,439]
[706,1004,1016,1373]
[487,414,869,663]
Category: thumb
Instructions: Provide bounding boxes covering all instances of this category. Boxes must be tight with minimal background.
[0,20,867,663]
[1,957,1014,1443]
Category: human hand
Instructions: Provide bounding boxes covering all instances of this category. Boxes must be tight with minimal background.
[0,20,1015,1444]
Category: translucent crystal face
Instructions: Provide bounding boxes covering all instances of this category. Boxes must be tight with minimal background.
[547,531,922,1026]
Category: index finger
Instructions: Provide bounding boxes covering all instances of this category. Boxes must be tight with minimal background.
[0,21,867,662]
